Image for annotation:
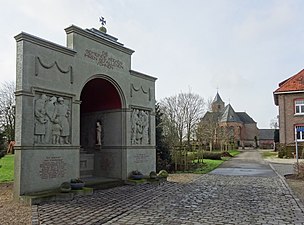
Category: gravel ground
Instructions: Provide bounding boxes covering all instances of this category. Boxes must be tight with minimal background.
[270,163,304,206]
[287,179,304,204]
[0,183,32,225]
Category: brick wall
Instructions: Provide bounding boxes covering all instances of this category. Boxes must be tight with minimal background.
[278,93,304,145]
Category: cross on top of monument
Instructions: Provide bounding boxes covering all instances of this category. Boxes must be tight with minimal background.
[98,16,107,33]
[99,16,106,26]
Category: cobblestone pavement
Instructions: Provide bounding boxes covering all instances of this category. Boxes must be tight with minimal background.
[37,174,304,225]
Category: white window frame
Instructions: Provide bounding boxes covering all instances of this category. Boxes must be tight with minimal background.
[295,125,304,142]
[295,99,304,115]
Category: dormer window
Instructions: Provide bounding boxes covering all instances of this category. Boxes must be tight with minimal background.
[295,99,304,115]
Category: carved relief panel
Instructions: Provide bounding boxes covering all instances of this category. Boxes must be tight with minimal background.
[34,93,71,145]
[131,108,150,145]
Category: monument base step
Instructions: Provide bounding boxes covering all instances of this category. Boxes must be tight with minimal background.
[82,177,124,190]
[125,177,167,185]
[20,187,93,206]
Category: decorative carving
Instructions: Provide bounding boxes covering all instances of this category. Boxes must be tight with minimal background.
[34,94,48,143]
[56,97,70,144]
[34,94,71,145]
[131,109,150,145]
[130,84,151,101]
[84,49,123,70]
[35,57,73,84]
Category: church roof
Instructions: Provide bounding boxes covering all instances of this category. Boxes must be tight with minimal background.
[236,112,256,124]
[213,92,224,103]
[201,111,221,122]
[259,129,275,140]
[219,104,242,123]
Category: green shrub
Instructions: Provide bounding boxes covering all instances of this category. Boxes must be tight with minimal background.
[158,170,168,178]
[277,144,304,158]
[203,152,222,160]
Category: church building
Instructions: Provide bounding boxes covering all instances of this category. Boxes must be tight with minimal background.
[200,92,259,148]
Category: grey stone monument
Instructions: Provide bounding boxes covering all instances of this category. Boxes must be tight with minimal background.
[14,24,157,197]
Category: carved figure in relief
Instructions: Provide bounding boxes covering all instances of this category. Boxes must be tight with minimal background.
[34,94,48,143]
[131,109,139,144]
[141,111,149,144]
[45,96,57,144]
[56,97,70,144]
[52,119,62,144]
[96,121,102,145]
[131,109,150,145]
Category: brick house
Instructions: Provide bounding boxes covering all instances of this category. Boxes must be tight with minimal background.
[200,92,259,148]
[274,69,304,145]
[258,129,275,149]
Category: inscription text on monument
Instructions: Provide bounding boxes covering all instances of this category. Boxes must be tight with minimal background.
[39,156,67,179]
[84,49,123,70]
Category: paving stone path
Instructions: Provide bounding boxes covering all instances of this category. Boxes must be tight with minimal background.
[36,150,304,224]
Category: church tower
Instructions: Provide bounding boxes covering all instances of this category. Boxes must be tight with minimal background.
[212,92,225,112]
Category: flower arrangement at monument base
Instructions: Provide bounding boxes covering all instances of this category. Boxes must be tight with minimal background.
[130,170,144,180]
[70,178,85,190]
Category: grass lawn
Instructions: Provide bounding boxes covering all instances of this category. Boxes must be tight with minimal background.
[193,159,223,174]
[178,149,240,174]
[228,149,240,157]
[261,150,278,158]
[0,154,14,182]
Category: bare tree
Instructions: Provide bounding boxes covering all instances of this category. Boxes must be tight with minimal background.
[160,95,185,147]
[0,81,16,141]
[217,126,231,151]
[160,90,205,148]
[270,116,279,129]
[196,112,218,151]
[182,91,205,147]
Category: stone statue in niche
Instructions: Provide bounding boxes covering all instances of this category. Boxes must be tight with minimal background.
[34,94,48,143]
[131,109,149,145]
[34,94,71,145]
[96,120,102,146]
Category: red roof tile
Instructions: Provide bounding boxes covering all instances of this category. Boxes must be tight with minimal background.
[274,69,304,93]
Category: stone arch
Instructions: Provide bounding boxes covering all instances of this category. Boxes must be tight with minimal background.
[80,74,126,110]
[79,75,126,179]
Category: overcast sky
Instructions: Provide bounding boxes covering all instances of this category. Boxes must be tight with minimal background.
[1,0,304,128]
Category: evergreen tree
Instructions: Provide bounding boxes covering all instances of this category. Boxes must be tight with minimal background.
[155,103,172,171]
[0,131,6,159]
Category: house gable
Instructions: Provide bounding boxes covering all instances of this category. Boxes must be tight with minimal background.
[274,69,304,105]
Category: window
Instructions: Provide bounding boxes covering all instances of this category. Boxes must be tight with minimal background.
[295,99,304,115]
[296,125,304,141]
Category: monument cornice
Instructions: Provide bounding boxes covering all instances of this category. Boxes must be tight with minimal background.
[14,32,77,56]
[14,146,81,150]
[65,25,135,55]
[130,70,157,81]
